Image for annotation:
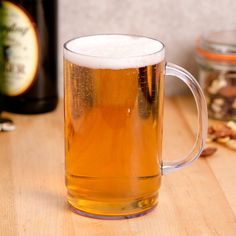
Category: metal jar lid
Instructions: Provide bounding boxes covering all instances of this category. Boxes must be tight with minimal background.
[0,117,16,132]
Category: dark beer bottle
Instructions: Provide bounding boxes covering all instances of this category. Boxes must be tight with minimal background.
[0,0,58,114]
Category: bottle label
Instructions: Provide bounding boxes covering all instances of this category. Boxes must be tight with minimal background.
[0,1,39,96]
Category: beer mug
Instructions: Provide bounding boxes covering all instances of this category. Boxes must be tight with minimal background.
[63,34,207,219]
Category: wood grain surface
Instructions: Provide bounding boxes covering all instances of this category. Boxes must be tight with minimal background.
[0,97,236,236]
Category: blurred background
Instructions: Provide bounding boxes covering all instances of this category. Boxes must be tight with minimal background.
[59,0,236,96]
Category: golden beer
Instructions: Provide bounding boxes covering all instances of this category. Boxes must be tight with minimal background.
[64,35,165,218]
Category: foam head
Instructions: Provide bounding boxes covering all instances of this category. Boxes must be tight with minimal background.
[64,35,165,69]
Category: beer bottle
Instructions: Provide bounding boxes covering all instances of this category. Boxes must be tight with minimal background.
[0,0,58,114]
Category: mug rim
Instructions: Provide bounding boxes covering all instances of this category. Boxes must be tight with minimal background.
[63,34,165,69]
[64,34,165,58]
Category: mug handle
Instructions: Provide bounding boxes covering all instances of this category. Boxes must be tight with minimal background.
[162,63,208,174]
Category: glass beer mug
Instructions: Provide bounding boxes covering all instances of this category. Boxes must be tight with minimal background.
[63,34,207,219]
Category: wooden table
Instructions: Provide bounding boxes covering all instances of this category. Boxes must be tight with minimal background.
[1,97,236,236]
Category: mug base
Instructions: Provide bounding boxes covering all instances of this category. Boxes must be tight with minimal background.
[67,194,158,219]
[68,203,157,219]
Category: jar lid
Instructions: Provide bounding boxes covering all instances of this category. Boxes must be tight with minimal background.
[196,30,236,63]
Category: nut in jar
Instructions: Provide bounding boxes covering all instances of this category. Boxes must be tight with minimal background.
[196,30,236,121]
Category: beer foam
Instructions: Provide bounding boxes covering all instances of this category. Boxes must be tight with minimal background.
[64,35,165,69]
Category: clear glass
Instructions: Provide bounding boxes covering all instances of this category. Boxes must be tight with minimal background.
[162,63,208,173]
[196,30,236,121]
[64,34,208,219]
[200,30,236,54]
[197,61,236,121]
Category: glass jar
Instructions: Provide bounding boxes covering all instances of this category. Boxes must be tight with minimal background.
[196,30,236,121]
